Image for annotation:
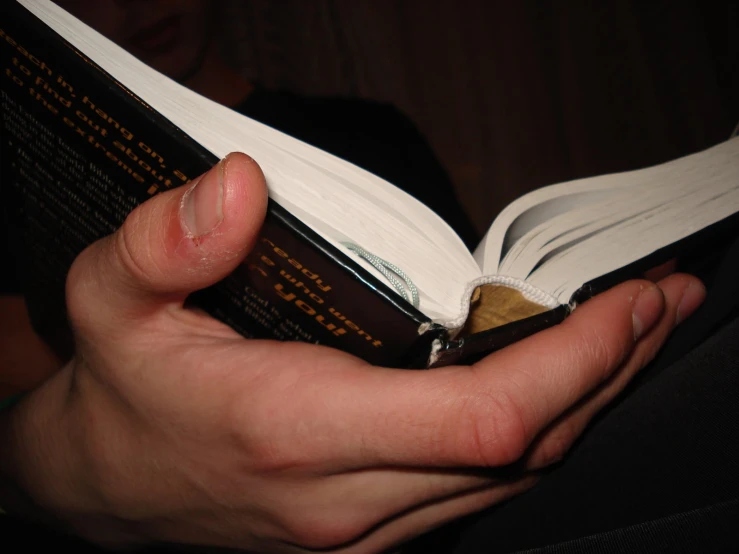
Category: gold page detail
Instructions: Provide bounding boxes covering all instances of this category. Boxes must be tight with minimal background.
[462,285,550,336]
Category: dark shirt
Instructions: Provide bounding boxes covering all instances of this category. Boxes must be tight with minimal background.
[0,89,477,295]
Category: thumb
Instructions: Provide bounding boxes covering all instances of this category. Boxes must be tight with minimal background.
[67,152,268,325]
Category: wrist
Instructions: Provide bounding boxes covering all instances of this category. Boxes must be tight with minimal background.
[0,366,144,547]
[0,393,38,518]
[0,369,76,523]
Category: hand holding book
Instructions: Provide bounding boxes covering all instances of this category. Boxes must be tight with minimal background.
[0,154,706,551]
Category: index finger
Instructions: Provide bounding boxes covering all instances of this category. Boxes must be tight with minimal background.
[320,279,669,470]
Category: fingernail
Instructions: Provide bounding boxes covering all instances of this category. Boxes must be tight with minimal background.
[632,284,663,340]
[676,281,706,325]
[181,159,225,238]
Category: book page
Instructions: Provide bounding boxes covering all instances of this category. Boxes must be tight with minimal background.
[473,172,642,273]
[479,137,739,304]
[529,163,739,303]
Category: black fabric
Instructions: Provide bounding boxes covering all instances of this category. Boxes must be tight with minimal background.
[0,89,479,296]
[505,498,739,554]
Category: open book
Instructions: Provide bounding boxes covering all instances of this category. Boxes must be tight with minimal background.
[3,0,739,367]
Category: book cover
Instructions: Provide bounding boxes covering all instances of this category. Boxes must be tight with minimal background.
[0,1,446,368]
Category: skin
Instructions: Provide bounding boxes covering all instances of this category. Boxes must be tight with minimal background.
[0,154,706,552]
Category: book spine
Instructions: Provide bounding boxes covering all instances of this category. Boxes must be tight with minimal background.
[0,1,443,368]
[431,306,569,367]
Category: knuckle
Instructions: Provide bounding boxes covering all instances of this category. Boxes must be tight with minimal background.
[458,388,531,467]
[113,207,165,289]
[225,393,308,474]
[279,510,367,551]
[576,325,626,383]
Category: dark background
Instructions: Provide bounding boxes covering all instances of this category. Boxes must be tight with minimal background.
[222,0,739,235]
